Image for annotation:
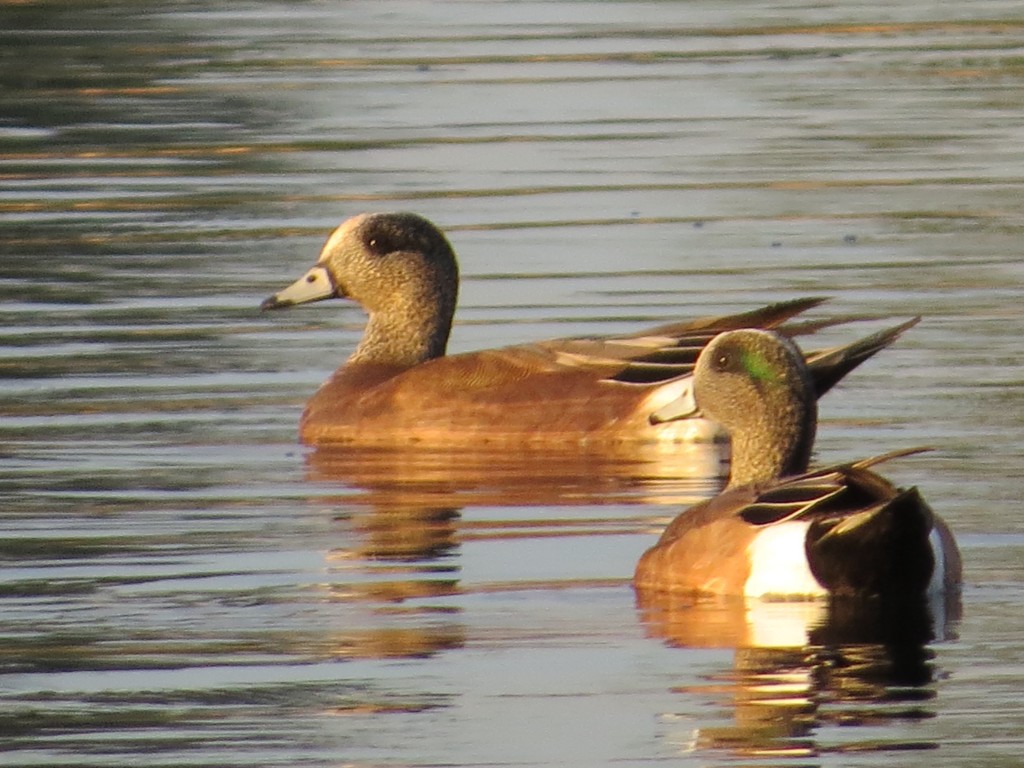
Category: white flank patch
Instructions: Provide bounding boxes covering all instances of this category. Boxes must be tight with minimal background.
[744,522,827,599]
[927,528,945,594]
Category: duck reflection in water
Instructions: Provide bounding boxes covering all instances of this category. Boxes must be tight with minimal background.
[637,589,961,759]
[306,486,465,662]
[306,441,727,508]
[320,488,461,604]
[307,443,725,608]
[303,439,729,668]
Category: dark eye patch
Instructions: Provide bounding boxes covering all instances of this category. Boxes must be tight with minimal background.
[361,214,433,258]
[362,228,402,257]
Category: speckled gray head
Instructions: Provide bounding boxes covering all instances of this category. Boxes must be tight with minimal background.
[262,212,459,365]
[692,329,817,488]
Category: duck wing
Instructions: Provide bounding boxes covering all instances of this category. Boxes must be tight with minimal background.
[803,316,920,397]
[738,447,938,597]
[536,297,826,384]
[737,447,931,527]
[535,298,916,392]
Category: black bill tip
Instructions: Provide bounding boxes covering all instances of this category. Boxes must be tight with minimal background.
[260,295,291,311]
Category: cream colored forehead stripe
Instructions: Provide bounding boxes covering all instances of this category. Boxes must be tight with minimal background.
[319,215,367,261]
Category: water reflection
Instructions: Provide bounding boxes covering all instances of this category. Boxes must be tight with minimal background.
[307,442,725,508]
[638,589,961,760]
[324,499,462,606]
[307,442,722,615]
[3,0,1023,764]
[305,443,729,661]
[306,443,724,611]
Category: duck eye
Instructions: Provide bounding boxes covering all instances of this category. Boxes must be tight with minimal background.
[714,353,731,371]
[364,232,397,256]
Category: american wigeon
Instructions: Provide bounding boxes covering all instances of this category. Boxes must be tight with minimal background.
[633,328,961,599]
[262,212,915,447]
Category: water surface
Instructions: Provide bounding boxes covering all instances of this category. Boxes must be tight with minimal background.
[2,1,1024,765]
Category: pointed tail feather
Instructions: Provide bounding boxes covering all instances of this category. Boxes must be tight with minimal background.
[805,316,920,397]
[635,296,829,339]
[806,487,935,597]
[850,446,933,471]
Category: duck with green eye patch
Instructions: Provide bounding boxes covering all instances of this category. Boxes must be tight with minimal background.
[634,328,961,601]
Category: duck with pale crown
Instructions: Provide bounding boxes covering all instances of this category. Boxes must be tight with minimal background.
[263,212,917,449]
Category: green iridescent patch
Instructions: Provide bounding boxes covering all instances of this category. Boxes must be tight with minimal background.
[740,349,780,384]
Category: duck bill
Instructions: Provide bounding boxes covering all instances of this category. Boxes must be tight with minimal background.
[261,265,338,311]
[649,384,700,425]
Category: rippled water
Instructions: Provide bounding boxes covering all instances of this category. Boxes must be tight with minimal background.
[2,1,1024,765]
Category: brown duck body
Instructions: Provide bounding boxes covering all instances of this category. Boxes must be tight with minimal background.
[301,348,701,446]
[264,212,915,448]
[298,308,916,447]
[634,452,962,598]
